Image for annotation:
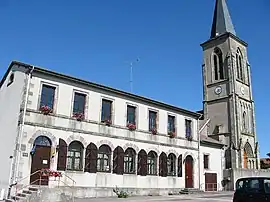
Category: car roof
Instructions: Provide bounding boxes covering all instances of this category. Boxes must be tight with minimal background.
[236,177,270,181]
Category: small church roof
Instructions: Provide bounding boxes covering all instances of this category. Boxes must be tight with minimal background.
[210,0,236,38]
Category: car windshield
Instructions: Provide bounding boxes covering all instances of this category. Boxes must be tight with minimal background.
[236,178,270,193]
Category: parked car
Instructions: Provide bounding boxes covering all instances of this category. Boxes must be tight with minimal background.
[233,177,270,202]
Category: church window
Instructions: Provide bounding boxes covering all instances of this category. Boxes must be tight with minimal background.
[101,99,112,123]
[242,111,247,131]
[149,110,157,132]
[185,119,192,139]
[236,49,244,81]
[168,115,176,133]
[67,141,84,171]
[85,143,98,173]
[124,148,136,174]
[73,92,86,117]
[213,48,224,81]
[97,144,111,172]
[127,105,136,125]
[147,151,157,175]
[167,153,176,176]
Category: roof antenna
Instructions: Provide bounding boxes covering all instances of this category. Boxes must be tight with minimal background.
[125,58,140,93]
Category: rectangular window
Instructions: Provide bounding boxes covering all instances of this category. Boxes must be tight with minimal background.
[101,99,112,122]
[149,110,157,131]
[127,105,136,125]
[204,154,209,169]
[185,119,192,138]
[168,115,175,132]
[73,92,86,114]
[40,84,56,110]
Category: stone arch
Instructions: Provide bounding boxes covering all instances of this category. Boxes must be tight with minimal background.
[123,143,139,154]
[28,130,57,147]
[183,152,196,163]
[244,142,254,158]
[166,149,178,157]
[96,139,114,151]
[66,134,88,148]
[145,147,159,155]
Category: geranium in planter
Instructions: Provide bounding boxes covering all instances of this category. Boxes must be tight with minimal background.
[151,128,157,135]
[73,112,84,121]
[127,123,136,131]
[168,131,176,138]
[103,119,112,126]
[40,105,53,115]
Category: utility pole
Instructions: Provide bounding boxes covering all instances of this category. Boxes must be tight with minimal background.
[126,58,140,93]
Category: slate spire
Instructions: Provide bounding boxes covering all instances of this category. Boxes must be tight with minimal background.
[210,0,236,38]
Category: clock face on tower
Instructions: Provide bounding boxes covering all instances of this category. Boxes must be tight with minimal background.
[240,86,245,95]
[214,86,222,95]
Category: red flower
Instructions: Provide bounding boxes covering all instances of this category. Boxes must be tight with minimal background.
[168,131,176,138]
[73,112,85,121]
[151,128,157,135]
[127,123,136,131]
[40,105,53,115]
[104,119,112,126]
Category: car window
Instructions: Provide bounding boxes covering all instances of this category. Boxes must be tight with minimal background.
[264,179,270,194]
[236,178,261,193]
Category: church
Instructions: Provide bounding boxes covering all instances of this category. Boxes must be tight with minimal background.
[0,0,268,200]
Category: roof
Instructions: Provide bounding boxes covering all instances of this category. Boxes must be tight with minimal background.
[200,135,225,147]
[210,0,236,38]
[1,61,201,119]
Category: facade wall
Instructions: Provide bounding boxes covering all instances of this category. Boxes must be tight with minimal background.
[200,145,224,191]
[0,65,27,192]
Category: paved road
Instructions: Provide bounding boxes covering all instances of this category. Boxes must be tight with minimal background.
[75,193,233,202]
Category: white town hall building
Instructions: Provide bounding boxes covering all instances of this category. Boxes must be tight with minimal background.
[0,0,268,200]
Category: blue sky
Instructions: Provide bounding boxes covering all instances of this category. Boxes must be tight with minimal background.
[0,0,269,157]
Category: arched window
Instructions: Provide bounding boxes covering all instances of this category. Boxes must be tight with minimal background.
[124,148,136,174]
[34,136,51,147]
[113,146,124,175]
[159,152,167,177]
[236,49,244,81]
[167,153,176,176]
[147,151,157,175]
[242,111,247,131]
[213,48,224,81]
[67,141,84,171]
[85,143,97,173]
[57,138,67,171]
[97,144,111,172]
[137,150,147,176]
[177,155,183,177]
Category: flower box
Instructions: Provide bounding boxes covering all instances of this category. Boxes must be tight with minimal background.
[151,128,157,135]
[40,105,53,115]
[127,123,136,131]
[103,119,112,126]
[73,112,84,121]
[41,168,62,178]
[168,131,176,138]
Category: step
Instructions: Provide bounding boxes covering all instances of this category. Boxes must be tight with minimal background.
[28,187,38,192]
[5,199,14,202]
[22,190,33,195]
[11,195,25,201]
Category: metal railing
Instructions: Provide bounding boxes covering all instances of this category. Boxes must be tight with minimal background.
[9,170,76,202]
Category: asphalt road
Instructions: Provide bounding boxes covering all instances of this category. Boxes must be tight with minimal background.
[75,193,233,202]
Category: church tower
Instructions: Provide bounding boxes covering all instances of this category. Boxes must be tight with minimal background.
[201,0,260,170]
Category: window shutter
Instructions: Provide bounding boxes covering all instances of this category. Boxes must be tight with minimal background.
[57,139,67,171]
[141,151,147,176]
[84,144,91,172]
[159,155,162,176]
[164,155,168,177]
[89,143,97,173]
[113,147,124,175]
[178,155,182,177]
[113,148,118,174]
[137,153,142,175]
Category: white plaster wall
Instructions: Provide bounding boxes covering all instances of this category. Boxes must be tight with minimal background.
[19,125,199,190]
[200,145,224,191]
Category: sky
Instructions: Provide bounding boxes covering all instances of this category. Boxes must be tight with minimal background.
[0,0,269,157]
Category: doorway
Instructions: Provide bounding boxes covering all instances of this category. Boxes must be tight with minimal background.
[185,155,194,188]
[30,136,52,185]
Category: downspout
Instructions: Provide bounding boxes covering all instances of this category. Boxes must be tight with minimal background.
[198,118,211,191]
[14,66,35,183]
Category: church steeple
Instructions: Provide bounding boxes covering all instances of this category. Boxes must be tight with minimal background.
[210,0,236,38]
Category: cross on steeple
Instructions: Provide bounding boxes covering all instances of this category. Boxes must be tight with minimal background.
[210,0,236,38]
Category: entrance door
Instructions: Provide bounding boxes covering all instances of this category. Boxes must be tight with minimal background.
[205,173,217,191]
[185,155,193,188]
[30,136,52,185]
[243,150,248,168]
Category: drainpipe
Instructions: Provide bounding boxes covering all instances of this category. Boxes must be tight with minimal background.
[198,118,210,191]
[14,66,35,185]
